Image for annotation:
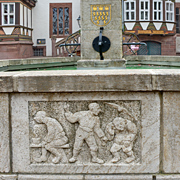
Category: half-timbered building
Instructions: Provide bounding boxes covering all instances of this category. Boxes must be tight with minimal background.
[0,0,179,58]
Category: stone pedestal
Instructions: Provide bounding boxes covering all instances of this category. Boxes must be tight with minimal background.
[77,59,126,69]
[79,0,124,69]
[2,69,180,179]
[0,41,33,59]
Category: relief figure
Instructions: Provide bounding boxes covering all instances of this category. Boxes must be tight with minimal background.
[105,103,137,164]
[64,103,108,164]
[31,111,69,164]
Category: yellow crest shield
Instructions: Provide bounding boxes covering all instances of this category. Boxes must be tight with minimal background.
[91,4,111,27]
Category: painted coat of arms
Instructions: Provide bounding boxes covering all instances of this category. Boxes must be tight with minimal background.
[91,4,111,27]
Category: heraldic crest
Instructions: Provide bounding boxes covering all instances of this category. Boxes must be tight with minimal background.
[91,4,111,27]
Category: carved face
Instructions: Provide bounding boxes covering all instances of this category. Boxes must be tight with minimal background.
[123,140,131,147]
[34,111,46,123]
[89,103,101,115]
[34,125,40,136]
[113,117,126,131]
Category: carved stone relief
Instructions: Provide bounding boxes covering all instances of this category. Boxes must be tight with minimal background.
[29,101,141,165]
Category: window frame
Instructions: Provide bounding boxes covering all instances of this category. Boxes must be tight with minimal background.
[124,0,136,21]
[2,3,15,25]
[139,0,150,21]
[165,0,174,22]
[49,3,72,38]
[153,0,163,21]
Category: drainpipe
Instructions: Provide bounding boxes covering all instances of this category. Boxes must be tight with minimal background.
[122,0,124,32]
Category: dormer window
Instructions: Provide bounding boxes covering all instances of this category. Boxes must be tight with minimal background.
[153,0,163,21]
[139,0,150,21]
[124,0,136,21]
[165,0,174,22]
[2,3,15,25]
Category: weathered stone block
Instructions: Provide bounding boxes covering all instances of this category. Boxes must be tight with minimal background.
[12,92,160,173]
[77,59,126,69]
[163,92,180,173]
[81,30,122,60]
[156,175,180,180]
[0,94,10,172]
[0,175,17,180]
[18,175,83,180]
[81,0,122,59]
[0,72,19,92]
[85,175,152,180]
[151,69,180,91]
[12,70,153,92]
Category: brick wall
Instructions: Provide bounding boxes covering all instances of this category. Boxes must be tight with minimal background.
[139,35,176,55]
[123,34,176,56]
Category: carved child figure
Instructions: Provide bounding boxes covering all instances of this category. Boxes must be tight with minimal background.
[106,117,137,163]
[64,103,108,164]
[33,111,69,164]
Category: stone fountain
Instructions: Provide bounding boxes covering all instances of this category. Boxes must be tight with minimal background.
[0,0,180,180]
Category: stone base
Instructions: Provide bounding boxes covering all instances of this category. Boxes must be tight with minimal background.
[77,59,126,70]
[0,41,33,60]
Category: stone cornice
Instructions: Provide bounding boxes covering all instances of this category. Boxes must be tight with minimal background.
[1,69,180,92]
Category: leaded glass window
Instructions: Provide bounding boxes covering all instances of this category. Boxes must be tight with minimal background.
[53,8,57,34]
[59,8,63,34]
[64,7,69,35]
[50,3,72,38]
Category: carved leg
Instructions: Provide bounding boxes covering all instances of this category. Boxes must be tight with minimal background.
[33,147,48,163]
[91,151,104,164]
[110,143,121,163]
[69,149,79,163]
[69,129,84,163]
[111,152,120,163]
[85,134,104,164]
[45,143,62,164]
[59,149,68,163]
[125,151,135,163]
[49,148,62,164]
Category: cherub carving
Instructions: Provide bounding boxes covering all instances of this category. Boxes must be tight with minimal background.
[64,103,108,164]
[105,103,137,164]
[31,111,69,164]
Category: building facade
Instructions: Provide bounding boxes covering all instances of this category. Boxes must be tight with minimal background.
[123,0,178,55]
[0,0,179,59]
[32,0,80,57]
[0,0,80,59]
[0,0,36,59]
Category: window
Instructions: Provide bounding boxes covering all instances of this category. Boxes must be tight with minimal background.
[2,3,15,25]
[153,0,163,21]
[176,8,180,33]
[50,3,72,38]
[139,0,149,21]
[124,0,136,21]
[33,46,46,56]
[165,0,174,22]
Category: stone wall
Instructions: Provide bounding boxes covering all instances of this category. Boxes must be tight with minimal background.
[1,69,180,179]
[0,41,33,59]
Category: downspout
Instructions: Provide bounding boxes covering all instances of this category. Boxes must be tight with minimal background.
[122,0,124,32]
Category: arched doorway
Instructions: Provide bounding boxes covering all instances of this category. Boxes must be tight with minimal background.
[137,41,161,55]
